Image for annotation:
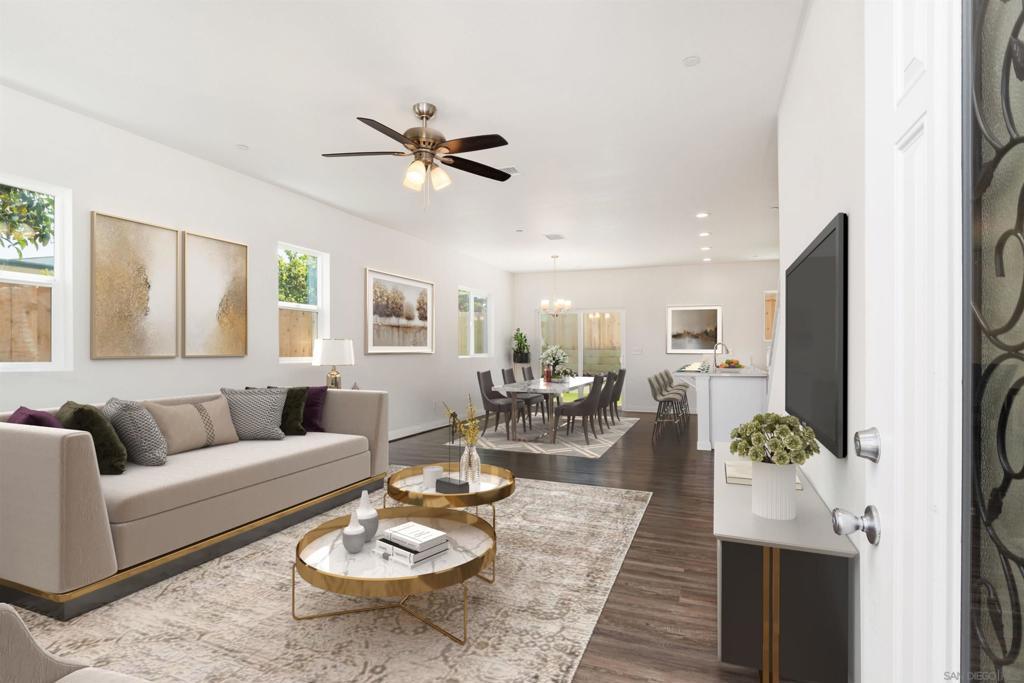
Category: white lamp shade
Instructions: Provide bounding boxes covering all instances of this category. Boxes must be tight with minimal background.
[313,338,355,367]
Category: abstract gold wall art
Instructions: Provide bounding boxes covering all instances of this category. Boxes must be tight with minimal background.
[183,232,247,357]
[91,212,178,359]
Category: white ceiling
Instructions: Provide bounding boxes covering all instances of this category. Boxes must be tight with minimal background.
[0,0,803,272]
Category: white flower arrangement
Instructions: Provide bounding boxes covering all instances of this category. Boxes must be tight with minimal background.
[539,345,569,370]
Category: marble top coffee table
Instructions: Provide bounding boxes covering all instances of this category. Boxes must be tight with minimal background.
[386,463,515,584]
[292,506,495,644]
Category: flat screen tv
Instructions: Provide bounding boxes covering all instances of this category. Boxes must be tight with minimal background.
[785,213,847,458]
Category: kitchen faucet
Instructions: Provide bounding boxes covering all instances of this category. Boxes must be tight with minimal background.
[713,341,730,370]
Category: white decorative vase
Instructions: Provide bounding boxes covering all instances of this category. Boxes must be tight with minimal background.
[751,461,797,520]
[356,490,379,542]
[342,514,365,553]
[460,445,481,487]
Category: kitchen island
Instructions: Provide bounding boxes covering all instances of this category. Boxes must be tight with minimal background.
[674,367,769,451]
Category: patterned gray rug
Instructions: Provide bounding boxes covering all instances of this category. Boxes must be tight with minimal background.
[445,417,638,459]
[17,476,650,682]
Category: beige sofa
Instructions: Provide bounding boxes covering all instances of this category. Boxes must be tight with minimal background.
[0,389,388,605]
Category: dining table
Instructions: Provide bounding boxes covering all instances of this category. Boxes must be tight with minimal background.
[493,375,595,443]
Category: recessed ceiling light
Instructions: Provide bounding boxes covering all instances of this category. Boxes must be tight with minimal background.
[235,144,249,151]
[544,233,565,241]
[514,228,525,233]
[696,212,710,219]
[700,246,711,251]
[698,231,711,238]
[683,55,701,67]
[702,257,712,262]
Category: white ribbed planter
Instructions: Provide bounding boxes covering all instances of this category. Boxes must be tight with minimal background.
[751,461,797,520]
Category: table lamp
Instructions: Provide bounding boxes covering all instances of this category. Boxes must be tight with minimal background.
[312,338,355,389]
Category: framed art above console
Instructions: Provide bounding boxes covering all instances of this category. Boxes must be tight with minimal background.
[90,212,178,359]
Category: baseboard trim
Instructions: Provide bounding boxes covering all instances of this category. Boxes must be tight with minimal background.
[0,473,384,619]
[389,419,449,441]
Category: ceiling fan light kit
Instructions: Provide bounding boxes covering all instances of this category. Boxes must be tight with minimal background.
[322,101,511,193]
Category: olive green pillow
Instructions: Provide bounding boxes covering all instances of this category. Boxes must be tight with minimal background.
[56,401,128,475]
[281,387,309,436]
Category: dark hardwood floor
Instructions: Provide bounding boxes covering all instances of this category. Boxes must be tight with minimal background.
[389,412,757,682]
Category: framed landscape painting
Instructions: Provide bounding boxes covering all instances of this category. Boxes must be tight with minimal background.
[183,232,248,357]
[365,268,434,354]
[91,212,178,359]
[666,305,722,354]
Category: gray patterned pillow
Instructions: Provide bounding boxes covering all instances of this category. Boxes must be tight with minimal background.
[221,388,287,441]
[102,398,168,466]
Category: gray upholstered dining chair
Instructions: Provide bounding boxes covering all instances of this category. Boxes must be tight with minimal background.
[477,370,526,438]
[0,603,148,682]
[502,368,545,425]
[556,374,606,445]
[609,368,627,423]
[522,366,535,381]
[596,372,618,432]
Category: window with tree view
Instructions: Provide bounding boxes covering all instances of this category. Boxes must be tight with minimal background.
[278,244,328,359]
[458,288,489,356]
[0,181,59,365]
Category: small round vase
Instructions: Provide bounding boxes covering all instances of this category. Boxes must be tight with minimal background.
[460,445,481,487]
[342,515,365,553]
[356,490,379,542]
[751,461,797,520]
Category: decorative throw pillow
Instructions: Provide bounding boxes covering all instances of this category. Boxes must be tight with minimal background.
[101,398,168,466]
[6,406,62,428]
[55,401,128,475]
[303,385,328,433]
[249,386,308,436]
[144,396,239,455]
[221,388,287,440]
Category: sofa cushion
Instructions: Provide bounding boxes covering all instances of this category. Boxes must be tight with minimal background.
[144,396,238,455]
[56,401,128,475]
[99,431,369,523]
[6,406,63,428]
[102,398,168,466]
[221,387,287,440]
[303,385,328,432]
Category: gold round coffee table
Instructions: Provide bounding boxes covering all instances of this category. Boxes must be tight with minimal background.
[385,463,515,584]
[292,506,495,644]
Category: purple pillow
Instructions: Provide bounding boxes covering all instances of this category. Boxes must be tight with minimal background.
[303,386,328,432]
[7,406,62,428]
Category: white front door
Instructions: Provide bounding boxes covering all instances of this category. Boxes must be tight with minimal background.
[861,0,962,679]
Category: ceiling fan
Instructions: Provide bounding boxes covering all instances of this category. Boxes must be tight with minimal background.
[322,102,511,192]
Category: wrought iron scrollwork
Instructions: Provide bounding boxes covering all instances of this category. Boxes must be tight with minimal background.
[972,0,1024,676]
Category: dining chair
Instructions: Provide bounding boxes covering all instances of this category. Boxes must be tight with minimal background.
[477,370,526,439]
[597,372,618,432]
[522,366,535,381]
[501,368,544,426]
[556,374,606,445]
[609,368,627,423]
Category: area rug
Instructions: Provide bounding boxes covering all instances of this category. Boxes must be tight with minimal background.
[445,417,638,459]
[17,476,650,683]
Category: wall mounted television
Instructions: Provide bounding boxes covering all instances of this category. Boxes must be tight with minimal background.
[785,213,847,458]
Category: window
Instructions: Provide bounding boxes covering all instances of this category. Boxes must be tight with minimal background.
[0,175,72,371]
[458,288,490,357]
[277,243,329,360]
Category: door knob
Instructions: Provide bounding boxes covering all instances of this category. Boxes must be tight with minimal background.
[831,505,881,545]
[854,427,881,462]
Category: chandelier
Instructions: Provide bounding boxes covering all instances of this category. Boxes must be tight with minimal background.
[540,255,571,316]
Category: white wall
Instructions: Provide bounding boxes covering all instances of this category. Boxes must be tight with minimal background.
[775,1,864,680]
[0,86,513,438]
[774,0,865,521]
[512,261,778,412]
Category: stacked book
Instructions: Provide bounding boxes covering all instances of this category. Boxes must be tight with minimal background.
[377,521,449,567]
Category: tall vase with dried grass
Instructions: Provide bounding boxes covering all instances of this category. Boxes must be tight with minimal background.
[445,397,482,488]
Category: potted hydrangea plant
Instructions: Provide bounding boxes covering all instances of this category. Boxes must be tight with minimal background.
[730,412,819,520]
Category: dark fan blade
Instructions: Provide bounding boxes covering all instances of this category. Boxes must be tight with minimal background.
[357,117,415,149]
[440,134,508,154]
[322,151,406,157]
[443,156,511,181]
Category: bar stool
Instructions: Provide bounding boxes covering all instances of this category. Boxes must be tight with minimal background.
[648,375,684,443]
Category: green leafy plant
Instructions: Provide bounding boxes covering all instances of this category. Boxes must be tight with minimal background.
[277,250,316,304]
[513,328,530,355]
[729,412,819,465]
[0,184,55,258]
